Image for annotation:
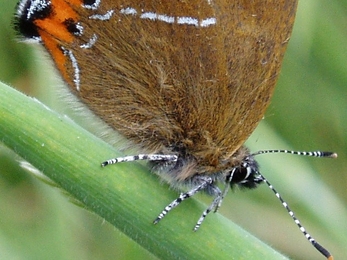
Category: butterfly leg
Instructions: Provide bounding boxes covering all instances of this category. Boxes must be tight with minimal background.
[153,175,213,225]
[194,185,223,231]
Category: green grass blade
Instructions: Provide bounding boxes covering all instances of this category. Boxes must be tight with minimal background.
[0,81,287,259]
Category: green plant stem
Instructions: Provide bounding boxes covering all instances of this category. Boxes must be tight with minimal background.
[0,81,287,259]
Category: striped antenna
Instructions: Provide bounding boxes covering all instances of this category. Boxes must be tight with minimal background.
[253,150,336,260]
[251,149,337,158]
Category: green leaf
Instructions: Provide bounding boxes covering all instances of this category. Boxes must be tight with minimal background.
[0,81,287,259]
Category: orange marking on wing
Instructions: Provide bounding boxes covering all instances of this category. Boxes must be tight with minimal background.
[34,18,74,44]
[68,0,84,7]
[32,0,81,44]
[39,29,71,85]
[50,0,79,22]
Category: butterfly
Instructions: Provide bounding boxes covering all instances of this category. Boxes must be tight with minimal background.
[15,0,335,258]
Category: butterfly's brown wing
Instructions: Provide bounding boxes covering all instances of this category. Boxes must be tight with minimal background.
[26,0,298,170]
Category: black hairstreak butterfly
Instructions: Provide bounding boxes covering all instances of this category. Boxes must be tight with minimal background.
[15,0,336,258]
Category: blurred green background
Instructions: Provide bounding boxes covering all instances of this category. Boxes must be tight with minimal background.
[0,0,346,259]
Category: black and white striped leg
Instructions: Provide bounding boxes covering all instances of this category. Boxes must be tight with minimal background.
[153,176,213,225]
[213,168,236,213]
[194,185,222,231]
[194,169,236,231]
[214,182,231,213]
[101,154,178,166]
